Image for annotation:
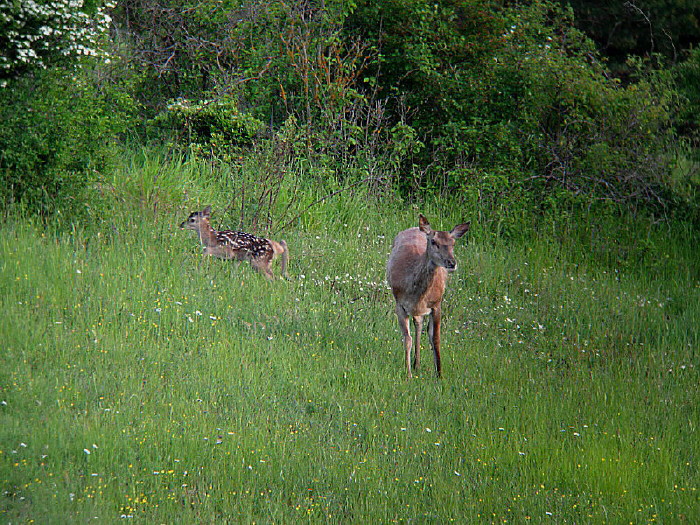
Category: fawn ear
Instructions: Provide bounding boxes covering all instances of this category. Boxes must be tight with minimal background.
[203,205,212,216]
[450,221,471,239]
[418,214,433,235]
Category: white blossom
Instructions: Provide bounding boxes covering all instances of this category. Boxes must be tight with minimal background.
[1,0,113,79]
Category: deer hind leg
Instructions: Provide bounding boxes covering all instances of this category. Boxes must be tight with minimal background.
[396,306,413,379]
[428,306,442,378]
[412,315,424,372]
[251,256,275,280]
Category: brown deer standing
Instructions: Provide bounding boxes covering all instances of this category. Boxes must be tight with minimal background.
[387,214,470,378]
[180,206,289,280]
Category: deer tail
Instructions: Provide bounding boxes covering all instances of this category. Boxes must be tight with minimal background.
[270,239,289,279]
[278,240,289,279]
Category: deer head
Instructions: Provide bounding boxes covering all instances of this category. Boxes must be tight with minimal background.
[419,214,470,272]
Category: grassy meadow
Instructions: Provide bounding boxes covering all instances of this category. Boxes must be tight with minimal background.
[1,154,699,523]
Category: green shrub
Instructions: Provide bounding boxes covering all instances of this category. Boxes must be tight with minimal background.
[150,97,265,155]
[0,67,133,220]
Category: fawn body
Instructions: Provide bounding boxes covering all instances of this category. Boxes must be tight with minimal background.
[180,206,289,280]
[387,214,470,378]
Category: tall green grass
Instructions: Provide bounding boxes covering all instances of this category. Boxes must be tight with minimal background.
[1,154,698,523]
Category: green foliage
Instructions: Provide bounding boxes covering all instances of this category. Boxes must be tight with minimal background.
[674,47,700,138]
[0,67,134,220]
[343,1,685,217]
[503,7,679,207]
[119,0,387,181]
[105,0,696,220]
[346,0,505,152]
[111,0,227,109]
[112,0,358,118]
[150,97,265,152]
[6,0,699,226]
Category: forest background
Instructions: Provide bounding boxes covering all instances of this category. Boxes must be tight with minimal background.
[2,0,699,230]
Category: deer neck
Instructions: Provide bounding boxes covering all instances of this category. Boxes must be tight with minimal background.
[409,251,440,296]
[197,222,220,248]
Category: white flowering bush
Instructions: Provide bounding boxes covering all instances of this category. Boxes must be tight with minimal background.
[0,0,114,81]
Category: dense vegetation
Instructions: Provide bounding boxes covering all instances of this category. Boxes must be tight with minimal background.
[1,0,699,522]
[2,0,699,223]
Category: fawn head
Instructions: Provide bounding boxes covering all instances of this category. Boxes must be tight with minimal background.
[180,205,212,231]
[419,214,470,272]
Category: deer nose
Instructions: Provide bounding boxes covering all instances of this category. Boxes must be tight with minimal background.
[445,260,456,271]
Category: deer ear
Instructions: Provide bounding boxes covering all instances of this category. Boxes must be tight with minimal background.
[450,221,471,239]
[203,205,212,216]
[418,214,433,235]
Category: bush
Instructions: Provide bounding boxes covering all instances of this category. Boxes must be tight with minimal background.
[150,97,265,154]
[100,0,698,223]
[0,67,133,220]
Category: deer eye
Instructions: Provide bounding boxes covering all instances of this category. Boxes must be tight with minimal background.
[430,239,437,246]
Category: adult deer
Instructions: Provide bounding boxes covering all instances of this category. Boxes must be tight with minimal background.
[387,214,470,378]
[180,206,289,280]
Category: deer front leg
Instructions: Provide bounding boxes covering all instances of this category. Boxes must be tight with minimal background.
[428,306,442,378]
[396,307,413,379]
[412,315,424,372]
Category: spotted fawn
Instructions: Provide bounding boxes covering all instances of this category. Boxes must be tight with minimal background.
[180,206,289,280]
